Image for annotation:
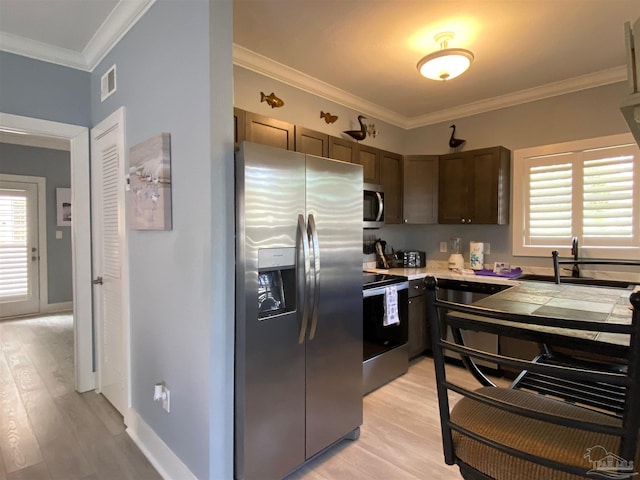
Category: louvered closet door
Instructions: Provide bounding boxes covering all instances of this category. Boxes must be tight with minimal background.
[91,108,127,415]
[0,181,39,317]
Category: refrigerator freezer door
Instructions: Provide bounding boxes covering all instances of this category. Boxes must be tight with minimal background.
[304,155,363,458]
[235,142,307,480]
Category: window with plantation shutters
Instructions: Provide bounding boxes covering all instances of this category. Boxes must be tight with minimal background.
[0,191,28,301]
[513,134,640,260]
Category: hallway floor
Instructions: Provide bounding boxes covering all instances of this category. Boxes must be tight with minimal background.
[0,313,162,480]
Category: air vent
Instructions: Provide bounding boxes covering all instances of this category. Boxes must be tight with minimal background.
[101,65,117,102]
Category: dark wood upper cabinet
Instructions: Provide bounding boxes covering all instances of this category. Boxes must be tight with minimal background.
[328,136,357,163]
[357,144,380,184]
[438,146,510,225]
[245,111,295,151]
[295,126,329,157]
[234,108,246,150]
[379,150,403,224]
[403,155,438,224]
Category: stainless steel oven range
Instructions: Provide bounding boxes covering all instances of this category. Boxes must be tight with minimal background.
[362,273,409,394]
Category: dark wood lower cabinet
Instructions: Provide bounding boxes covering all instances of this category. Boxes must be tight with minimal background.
[408,279,430,359]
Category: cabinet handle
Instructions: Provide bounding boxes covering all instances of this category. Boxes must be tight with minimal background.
[461,219,466,223]
[468,218,472,223]
[408,299,412,304]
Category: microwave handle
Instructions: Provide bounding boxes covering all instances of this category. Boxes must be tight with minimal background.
[375,191,384,222]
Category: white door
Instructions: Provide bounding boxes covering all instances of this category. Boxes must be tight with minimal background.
[91,108,128,415]
[0,180,40,318]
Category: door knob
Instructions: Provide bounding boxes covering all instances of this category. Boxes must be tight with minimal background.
[92,276,103,285]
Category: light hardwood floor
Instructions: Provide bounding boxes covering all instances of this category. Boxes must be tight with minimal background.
[1,313,499,480]
[288,357,506,480]
[0,313,161,480]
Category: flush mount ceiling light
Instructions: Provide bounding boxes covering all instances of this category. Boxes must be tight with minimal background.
[417,32,474,81]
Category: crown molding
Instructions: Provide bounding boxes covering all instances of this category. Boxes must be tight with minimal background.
[0,0,155,72]
[406,65,628,128]
[233,44,409,128]
[84,0,156,72]
[233,44,627,130]
[0,31,89,70]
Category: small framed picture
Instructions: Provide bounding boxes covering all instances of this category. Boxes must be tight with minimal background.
[56,187,71,226]
[493,262,510,274]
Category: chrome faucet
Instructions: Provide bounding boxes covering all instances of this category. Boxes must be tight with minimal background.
[571,236,580,278]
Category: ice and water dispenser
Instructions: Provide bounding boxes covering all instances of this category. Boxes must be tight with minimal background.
[257,248,296,319]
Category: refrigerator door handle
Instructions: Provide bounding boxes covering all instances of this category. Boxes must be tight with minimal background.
[297,214,311,344]
[307,214,320,340]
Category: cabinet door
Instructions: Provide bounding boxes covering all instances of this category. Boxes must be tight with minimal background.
[470,147,510,225]
[379,150,403,224]
[438,154,469,224]
[234,108,246,150]
[245,112,295,150]
[357,144,380,184]
[408,293,429,359]
[328,136,357,163]
[295,126,328,157]
[403,155,438,224]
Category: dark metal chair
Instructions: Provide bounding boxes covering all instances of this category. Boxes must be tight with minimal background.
[425,275,640,480]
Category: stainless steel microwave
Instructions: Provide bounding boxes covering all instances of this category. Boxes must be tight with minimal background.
[363,183,384,228]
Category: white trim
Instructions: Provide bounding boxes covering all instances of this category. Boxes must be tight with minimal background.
[41,301,73,314]
[512,132,639,260]
[407,67,627,128]
[126,408,197,480]
[233,44,627,129]
[0,112,94,393]
[0,0,155,72]
[84,0,156,72]
[0,174,45,317]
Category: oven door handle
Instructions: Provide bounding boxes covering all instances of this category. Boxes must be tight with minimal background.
[307,214,320,341]
[297,214,311,344]
[363,281,409,298]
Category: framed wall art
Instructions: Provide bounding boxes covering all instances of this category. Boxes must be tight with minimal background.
[128,132,172,231]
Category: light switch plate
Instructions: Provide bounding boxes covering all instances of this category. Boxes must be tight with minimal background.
[56,231,63,239]
[439,242,447,253]
[485,243,491,255]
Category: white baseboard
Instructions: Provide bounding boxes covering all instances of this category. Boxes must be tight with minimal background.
[41,301,73,314]
[126,408,197,480]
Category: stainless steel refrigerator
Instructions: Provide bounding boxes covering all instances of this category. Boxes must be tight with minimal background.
[235,141,363,480]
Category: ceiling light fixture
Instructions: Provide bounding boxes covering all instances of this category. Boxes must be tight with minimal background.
[417,32,474,81]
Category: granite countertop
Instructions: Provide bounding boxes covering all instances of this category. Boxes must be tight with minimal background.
[364,265,521,287]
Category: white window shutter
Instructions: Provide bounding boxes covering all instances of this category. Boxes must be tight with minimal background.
[0,192,28,300]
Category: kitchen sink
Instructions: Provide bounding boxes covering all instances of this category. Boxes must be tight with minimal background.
[518,274,634,289]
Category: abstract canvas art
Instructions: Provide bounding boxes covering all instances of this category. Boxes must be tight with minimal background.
[128,133,172,231]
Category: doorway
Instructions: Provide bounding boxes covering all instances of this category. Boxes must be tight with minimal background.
[0,177,43,317]
[0,112,94,393]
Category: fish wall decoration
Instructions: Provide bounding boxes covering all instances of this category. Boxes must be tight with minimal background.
[320,111,338,124]
[260,92,284,108]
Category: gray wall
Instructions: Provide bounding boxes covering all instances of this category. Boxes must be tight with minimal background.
[0,143,73,304]
[91,1,234,478]
[0,51,91,127]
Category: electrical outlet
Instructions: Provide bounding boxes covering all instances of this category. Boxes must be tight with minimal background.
[439,242,447,253]
[485,243,491,255]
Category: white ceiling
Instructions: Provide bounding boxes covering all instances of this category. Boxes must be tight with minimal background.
[0,0,637,128]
